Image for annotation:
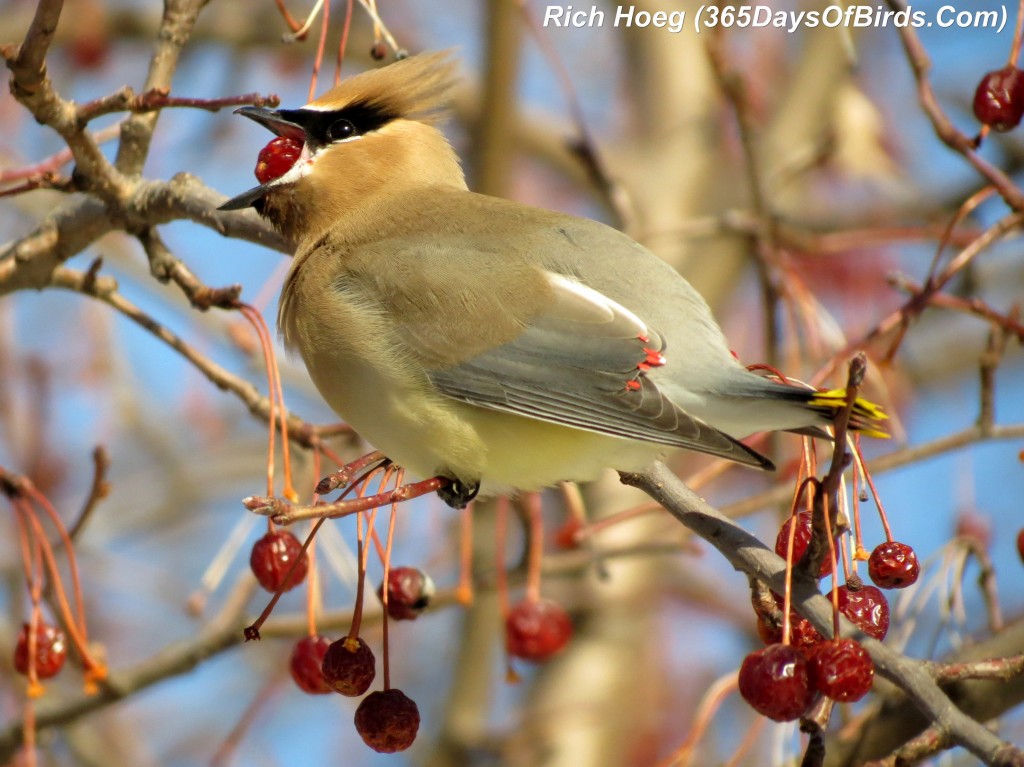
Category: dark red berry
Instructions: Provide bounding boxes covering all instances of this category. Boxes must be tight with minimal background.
[738,644,816,721]
[506,598,573,662]
[369,41,388,61]
[13,622,67,679]
[354,688,420,753]
[973,65,1024,131]
[321,636,375,696]
[868,541,920,589]
[250,530,309,592]
[808,638,874,702]
[1017,529,1024,564]
[775,512,834,578]
[289,634,332,694]
[254,136,303,184]
[377,567,435,621]
[791,615,825,649]
[837,584,889,641]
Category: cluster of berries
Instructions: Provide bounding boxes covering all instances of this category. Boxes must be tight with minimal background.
[250,530,428,751]
[739,512,921,722]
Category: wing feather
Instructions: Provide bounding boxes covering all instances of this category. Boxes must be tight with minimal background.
[428,272,773,469]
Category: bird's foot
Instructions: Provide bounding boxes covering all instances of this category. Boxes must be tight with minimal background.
[437,477,480,509]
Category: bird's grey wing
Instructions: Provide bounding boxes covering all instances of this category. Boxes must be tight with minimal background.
[422,272,773,469]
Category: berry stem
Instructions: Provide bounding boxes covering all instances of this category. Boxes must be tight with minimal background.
[525,493,543,603]
[822,497,841,640]
[334,0,354,87]
[659,671,740,766]
[307,0,330,102]
[22,482,90,636]
[369,524,387,563]
[349,511,367,640]
[851,451,866,557]
[237,305,276,499]
[305,533,318,637]
[852,439,893,542]
[273,0,305,33]
[780,510,797,647]
[1010,0,1024,63]
[306,447,323,637]
[239,304,298,503]
[381,469,402,691]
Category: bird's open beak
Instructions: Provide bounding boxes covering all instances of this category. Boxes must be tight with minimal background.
[218,107,307,211]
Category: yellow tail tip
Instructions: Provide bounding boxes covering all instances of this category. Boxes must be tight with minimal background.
[808,389,890,438]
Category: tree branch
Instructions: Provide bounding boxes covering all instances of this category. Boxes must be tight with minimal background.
[620,463,1023,766]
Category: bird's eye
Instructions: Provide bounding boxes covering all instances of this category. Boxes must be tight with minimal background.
[327,119,357,141]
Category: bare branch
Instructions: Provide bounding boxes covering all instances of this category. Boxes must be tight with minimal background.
[620,463,1023,766]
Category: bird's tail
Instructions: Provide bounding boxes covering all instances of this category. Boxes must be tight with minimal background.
[803,389,890,439]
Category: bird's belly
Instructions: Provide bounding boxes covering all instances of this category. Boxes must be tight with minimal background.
[301,349,663,495]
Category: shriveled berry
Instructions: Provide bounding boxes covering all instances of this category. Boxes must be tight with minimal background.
[868,541,920,589]
[738,644,816,721]
[973,65,1024,131]
[377,567,435,621]
[506,598,573,662]
[354,688,420,753]
[250,530,308,592]
[808,638,874,702]
[767,591,825,649]
[13,622,67,679]
[289,634,332,695]
[837,584,889,641]
[791,615,825,649]
[254,136,303,184]
[775,512,835,577]
[321,635,375,696]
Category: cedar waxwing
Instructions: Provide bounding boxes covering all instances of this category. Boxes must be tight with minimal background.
[220,52,886,507]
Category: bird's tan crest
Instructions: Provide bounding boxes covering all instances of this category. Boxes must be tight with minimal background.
[307,51,459,124]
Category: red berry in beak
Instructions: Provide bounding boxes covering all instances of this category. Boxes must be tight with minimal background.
[255,136,303,184]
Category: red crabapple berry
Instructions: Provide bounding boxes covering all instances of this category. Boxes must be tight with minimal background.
[738,644,816,721]
[13,622,67,679]
[837,584,890,641]
[354,689,420,753]
[254,137,303,184]
[377,567,435,621]
[321,635,376,696]
[808,638,874,702]
[868,541,920,589]
[249,530,309,592]
[506,598,573,662]
[973,65,1024,131]
[289,634,332,695]
[775,512,835,578]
